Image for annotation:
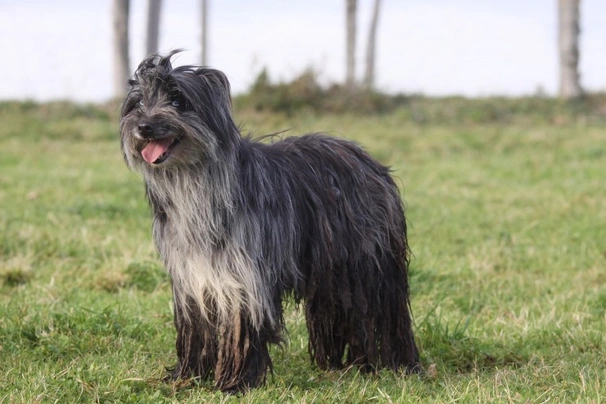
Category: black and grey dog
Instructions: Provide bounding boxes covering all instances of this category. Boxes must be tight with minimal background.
[120,51,420,393]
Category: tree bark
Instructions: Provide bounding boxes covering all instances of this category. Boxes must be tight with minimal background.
[364,0,381,90]
[558,0,582,98]
[346,0,357,89]
[146,0,162,56]
[113,0,130,99]
[201,0,208,65]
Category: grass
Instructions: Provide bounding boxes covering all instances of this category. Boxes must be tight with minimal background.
[0,99,605,402]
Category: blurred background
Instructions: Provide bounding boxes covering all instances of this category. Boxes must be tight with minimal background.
[1,0,604,103]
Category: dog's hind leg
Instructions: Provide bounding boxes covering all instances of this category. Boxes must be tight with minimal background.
[305,299,348,370]
[345,251,420,374]
[375,254,420,374]
[340,258,380,372]
[304,263,352,370]
[170,295,218,382]
[307,254,420,374]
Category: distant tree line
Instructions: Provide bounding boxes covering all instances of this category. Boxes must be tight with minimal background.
[112,1,584,100]
[346,0,383,91]
[559,0,582,98]
[112,0,130,99]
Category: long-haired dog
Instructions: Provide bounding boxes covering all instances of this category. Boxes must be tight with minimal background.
[120,51,420,393]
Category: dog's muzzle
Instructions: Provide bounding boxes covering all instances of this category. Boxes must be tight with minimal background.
[136,121,179,164]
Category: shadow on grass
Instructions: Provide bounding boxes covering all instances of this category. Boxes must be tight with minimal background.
[116,377,223,403]
[416,308,527,374]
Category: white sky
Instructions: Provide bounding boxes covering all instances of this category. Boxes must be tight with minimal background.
[1,0,605,102]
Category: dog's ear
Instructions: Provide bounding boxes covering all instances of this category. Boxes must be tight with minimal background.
[188,68,234,110]
[195,68,232,97]
[170,67,238,139]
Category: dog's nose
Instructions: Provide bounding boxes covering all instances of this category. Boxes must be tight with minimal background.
[138,121,154,137]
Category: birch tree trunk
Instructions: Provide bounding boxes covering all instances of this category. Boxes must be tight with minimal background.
[346,0,357,89]
[201,0,208,65]
[558,0,582,98]
[113,0,130,98]
[364,0,381,90]
[146,0,162,56]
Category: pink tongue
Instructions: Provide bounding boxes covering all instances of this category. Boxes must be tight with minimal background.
[141,139,172,163]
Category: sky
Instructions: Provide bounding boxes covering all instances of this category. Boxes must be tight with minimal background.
[1,0,605,102]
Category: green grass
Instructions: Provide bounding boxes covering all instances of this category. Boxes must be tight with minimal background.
[1,100,605,402]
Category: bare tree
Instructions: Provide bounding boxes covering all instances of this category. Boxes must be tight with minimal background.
[558,0,582,98]
[346,0,357,88]
[201,0,208,65]
[364,0,381,90]
[113,0,130,98]
[146,0,162,56]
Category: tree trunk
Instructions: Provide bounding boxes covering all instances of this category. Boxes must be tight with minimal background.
[201,0,208,65]
[364,0,381,90]
[146,0,162,56]
[113,0,130,99]
[345,0,357,89]
[558,0,582,98]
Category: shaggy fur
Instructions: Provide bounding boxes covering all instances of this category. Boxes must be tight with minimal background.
[120,51,420,393]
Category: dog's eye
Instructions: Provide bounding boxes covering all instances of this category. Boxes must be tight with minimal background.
[139,100,145,106]
[171,100,180,108]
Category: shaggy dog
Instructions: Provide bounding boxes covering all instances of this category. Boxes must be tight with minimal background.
[120,51,420,393]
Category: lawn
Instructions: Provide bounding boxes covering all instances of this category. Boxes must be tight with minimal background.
[0,100,605,403]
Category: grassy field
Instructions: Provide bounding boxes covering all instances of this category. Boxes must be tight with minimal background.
[0,100,605,403]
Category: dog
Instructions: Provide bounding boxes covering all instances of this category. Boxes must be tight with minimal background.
[120,51,420,393]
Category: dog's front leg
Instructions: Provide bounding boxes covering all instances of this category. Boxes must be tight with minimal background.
[171,294,218,382]
[213,310,273,393]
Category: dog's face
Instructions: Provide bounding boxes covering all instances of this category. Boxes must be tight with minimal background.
[120,52,238,171]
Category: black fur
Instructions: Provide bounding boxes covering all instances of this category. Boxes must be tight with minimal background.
[120,51,420,393]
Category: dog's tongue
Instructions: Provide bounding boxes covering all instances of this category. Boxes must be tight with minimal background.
[141,139,172,163]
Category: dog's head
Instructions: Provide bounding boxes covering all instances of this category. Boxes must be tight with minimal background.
[120,50,239,171]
